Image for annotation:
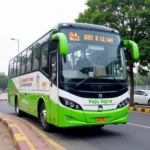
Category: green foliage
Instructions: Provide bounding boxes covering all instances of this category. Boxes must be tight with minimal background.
[135,72,150,85]
[0,75,8,89]
[138,39,150,75]
[75,0,150,74]
[134,77,144,86]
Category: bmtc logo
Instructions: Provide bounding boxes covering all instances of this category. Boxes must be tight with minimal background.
[36,74,40,89]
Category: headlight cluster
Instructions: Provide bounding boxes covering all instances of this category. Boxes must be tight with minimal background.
[59,97,83,110]
[117,98,129,109]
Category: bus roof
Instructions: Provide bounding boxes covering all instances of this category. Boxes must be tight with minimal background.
[9,22,119,62]
[58,23,119,34]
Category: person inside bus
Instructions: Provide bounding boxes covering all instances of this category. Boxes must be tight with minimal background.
[75,50,92,74]
[62,56,72,70]
[93,53,107,76]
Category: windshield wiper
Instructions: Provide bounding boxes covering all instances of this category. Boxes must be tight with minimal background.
[75,75,124,88]
[75,76,98,88]
[101,75,124,88]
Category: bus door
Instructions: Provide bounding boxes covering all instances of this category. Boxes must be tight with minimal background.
[49,51,59,125]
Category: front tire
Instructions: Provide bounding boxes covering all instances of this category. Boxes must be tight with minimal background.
[39,103,55,132]
[15,99,23,117]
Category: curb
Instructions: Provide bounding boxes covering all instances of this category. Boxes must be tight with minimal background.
[129,107,150,113]
[0,115,54,150]
[0,116,35,150]
[0,99,7,101]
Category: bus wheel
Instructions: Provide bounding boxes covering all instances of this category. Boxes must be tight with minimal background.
[40,103,51,132]
[15,99,22,117]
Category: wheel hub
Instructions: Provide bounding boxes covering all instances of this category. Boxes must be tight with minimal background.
[40,109,47,126]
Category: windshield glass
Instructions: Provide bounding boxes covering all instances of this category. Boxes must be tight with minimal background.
[60,28,126,83]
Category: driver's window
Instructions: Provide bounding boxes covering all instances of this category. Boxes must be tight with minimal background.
[50,53,57,85]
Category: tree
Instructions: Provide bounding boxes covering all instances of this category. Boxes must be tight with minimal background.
[75,0,150,106]
[0,75,8,90]
[134,77,144,86]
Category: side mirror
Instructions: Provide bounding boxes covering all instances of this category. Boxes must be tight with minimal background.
[144,93,148,96]
[52,33,68,55]
[122,40,139,60]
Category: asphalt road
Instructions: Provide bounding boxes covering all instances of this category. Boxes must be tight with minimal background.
[0,100,150,150]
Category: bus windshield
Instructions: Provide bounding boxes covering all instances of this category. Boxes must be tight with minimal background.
[60,28,126,83]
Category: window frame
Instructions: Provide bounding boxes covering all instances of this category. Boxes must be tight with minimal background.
[21,50,27,74]
[26,48,33,73]
[13,57,17,76]
[17,54,22,76]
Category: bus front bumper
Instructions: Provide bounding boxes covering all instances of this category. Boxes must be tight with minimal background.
[58,105,129,128]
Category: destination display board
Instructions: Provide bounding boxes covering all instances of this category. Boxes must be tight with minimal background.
[61,28,120,45]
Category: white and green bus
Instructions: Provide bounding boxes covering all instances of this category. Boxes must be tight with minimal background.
[8,23,139,131]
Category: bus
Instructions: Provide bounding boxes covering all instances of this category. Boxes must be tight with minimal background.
[8,23,139,132]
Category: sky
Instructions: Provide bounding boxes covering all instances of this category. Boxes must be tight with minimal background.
[0,0,87,75]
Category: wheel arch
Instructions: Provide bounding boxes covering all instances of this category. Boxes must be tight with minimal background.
[37,98,44,118]
[15,95,18,110]
[37,95,51,123]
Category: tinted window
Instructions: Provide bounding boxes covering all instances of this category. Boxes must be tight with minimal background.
[41,43,48,67]
[17,54,21,75]
[21,50,26,74]
[134,91,138,94]
[26,48,32,72]
[33,46,40,70]
[50,53,57,85]
[9,61,14,77]
[13,57,17,76]
[138,91,145,95]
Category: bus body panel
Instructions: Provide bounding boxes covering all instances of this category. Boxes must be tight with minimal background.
[58,104,128,127]
[57,89,129,127]
[7,23,137,129]
[58,89,129,111]
[8,71,59,126]
[8,70,129,127]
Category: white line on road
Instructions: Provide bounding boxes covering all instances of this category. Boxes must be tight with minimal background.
[128,123,150,129]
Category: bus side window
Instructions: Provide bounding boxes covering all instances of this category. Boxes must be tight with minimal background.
[9,60,14,77]
[26,48,32,72]
[17,54,21,76]
[21,50,27,74]
[50,53,57,85]
[10,63,14,77]
[13,57,17,77]
[41,42,49,75]
[33,46,40,70]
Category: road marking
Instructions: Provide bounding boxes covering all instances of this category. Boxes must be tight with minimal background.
[20,119,66,150]
[10,115,66,150]
[130,111,150,114]
[135,105,150,108]
[2,113,66,150]
[0,117,35,150]
[128,123,150,129]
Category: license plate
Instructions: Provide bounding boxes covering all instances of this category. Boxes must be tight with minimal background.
[96,117,106,122]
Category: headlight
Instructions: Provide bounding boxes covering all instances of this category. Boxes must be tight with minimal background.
[117,98,129,109]
[59,97,83,110]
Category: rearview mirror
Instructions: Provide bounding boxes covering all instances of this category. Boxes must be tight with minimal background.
[122,40,139,60]
[52,33,68,55]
